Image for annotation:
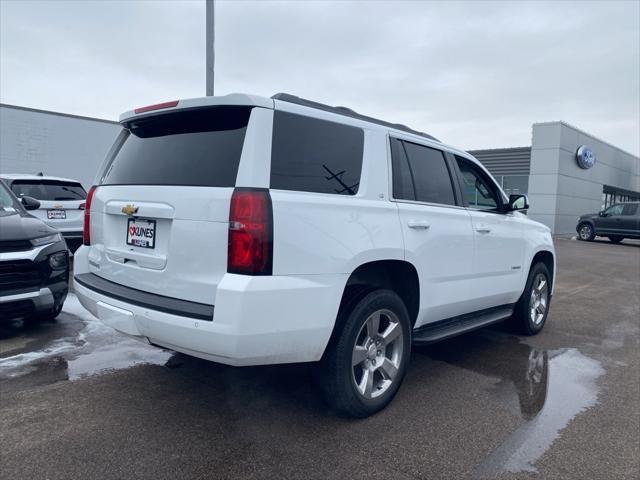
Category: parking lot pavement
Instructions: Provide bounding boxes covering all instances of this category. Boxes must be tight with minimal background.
[1,238,638,480]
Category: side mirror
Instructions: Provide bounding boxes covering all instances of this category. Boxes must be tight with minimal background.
[21,196,41,211]
[507,194,529,212]
[598,211,606,217]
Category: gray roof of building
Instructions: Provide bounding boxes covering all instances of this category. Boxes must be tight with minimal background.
[468,146,532,177]
[0,103,118,125]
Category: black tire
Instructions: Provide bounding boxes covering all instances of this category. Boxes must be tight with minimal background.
[508,262,552,336]
[577,222,595,241]
[608,236,624,244]
[317,289,411,418]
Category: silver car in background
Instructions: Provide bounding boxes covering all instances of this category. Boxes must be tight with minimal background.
[0,174,87,252]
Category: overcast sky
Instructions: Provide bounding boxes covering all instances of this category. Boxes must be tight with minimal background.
[1,0,639,155]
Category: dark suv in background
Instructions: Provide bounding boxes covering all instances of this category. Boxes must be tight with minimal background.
[0,181,69,321]
[577,202,640,243]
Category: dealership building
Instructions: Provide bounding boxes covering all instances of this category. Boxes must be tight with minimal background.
[470,121,640,234]
[1,103,639,234]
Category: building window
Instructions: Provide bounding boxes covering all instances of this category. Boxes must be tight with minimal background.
[501,175,529,196]
[455,156,501,211]
[602,185,640,209]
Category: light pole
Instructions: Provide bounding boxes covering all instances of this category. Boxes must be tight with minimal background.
[206,0,215,96]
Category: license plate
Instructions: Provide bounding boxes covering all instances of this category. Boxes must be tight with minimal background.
[47,209,66,220]
[126,218,156,249]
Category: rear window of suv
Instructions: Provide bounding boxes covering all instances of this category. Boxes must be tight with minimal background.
[10,180,86,201]
[100,106,252,187]
[270,111,364,195]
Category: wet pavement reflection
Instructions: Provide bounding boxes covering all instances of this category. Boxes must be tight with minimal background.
[415,330,604,475]
[0,294,171,386]
[419,331,551,421]
[475,348,603,476]
[1,295,605,477]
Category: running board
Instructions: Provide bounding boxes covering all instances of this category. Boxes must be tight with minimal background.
[412,304,514,345]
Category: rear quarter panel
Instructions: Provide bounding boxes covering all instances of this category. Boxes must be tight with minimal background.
[270,191,404,275]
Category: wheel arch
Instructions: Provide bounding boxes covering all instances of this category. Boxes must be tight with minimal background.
[323,260,420,358]
[530,250,555,293]
[342,260,419,326]
[577,219,595,232]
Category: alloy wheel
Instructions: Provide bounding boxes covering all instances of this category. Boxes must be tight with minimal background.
[579,224,592,240]
[351,309,404,399]
[529,273,549,325]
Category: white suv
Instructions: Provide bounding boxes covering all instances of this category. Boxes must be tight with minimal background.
[1,174,87,252]
[74,93,555,417]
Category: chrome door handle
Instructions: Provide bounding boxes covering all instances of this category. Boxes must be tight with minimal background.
[408,221,431,230]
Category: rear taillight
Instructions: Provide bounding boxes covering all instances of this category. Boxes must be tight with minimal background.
[79,203,86,210]
[83,186,97,246]
[228,188,273,275]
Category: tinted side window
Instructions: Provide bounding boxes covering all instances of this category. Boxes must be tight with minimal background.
[401,141,456,205]
[455,156,500,211]
[390,139,456,205]
[621,204,638,215]
[389,138,415,201]
[605,204,624,216]
[270,111,364,195]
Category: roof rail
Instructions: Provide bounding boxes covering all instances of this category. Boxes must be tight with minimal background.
[271,93,439,142]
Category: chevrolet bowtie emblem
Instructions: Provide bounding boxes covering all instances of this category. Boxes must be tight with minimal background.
[121,204,139,216]
[54,204,64,209]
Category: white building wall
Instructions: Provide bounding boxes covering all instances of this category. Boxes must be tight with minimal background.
[0,104,121,189]
[527,121,640,234]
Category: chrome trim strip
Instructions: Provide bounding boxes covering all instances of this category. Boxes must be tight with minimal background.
[389,198,469,211]
[0,243,52,261]
[0,287,53,304]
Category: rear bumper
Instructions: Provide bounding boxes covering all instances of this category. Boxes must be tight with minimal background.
[74,273,214,320]
[73,249,347,366]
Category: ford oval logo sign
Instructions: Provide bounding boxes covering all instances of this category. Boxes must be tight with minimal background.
[576,145,596,169]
